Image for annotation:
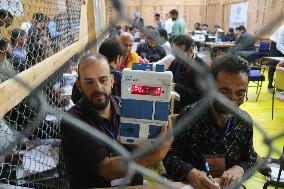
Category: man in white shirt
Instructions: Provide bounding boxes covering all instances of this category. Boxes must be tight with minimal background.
[21,21,32,34]
[164,13,174,37]
[268,25,284,92]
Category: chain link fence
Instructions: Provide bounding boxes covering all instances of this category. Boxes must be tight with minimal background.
[0,0,80,188]
[0,0,283,188]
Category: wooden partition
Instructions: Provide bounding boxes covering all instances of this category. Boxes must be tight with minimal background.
[108,0,207,32]
[107,0,284,39]
[208,0,284,39]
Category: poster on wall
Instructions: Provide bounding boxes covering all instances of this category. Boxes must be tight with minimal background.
[230,2,249,28]
[94,0,102,34]
[0,0,24,16]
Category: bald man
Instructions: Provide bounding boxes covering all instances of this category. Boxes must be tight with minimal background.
[118,32,144,71]
[61,53,172,188]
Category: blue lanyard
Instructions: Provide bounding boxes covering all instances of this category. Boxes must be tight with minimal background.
[210,116,233,151]
[101,116,117,140]
[103,126,116,140]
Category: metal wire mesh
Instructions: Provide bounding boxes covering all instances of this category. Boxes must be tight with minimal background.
[0,0,80,188]
[0,0,283,188]
[0,57,78,188]
[0,0,81,69]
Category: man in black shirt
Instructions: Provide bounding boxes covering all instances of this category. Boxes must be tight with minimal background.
[169,34,209,113]
[136,28,166,62]
[0,9,13,28]
[234,25,256,58]
[61,53,172,188]
[164,54,256,189]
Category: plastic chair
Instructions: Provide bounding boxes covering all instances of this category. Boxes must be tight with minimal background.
[272,67,284,119]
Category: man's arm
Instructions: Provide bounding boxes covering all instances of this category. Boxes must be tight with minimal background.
[99,122,173,181]
[163,129,194,181]
[99,144,170,181]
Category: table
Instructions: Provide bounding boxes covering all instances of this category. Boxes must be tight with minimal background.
[0,184,32,189]
[94,182,192,189]
[265,57,284,62]
[261,57,284,66]
[205,42,236,48]
[204,42,236,58]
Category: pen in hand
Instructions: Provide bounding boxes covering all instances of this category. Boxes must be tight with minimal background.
[205,162,215,183]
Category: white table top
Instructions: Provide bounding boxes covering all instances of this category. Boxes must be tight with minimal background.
[265,57,284,61]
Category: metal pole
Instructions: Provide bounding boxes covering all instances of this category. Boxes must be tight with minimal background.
[205,0,208,24]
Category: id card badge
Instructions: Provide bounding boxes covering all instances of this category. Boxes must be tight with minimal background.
[204,154,225,178]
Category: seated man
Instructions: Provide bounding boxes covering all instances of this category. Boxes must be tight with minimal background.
[118,32,144,71]
[0,9,13,28]
[202,24,211,35]
[136,28,166,63]
[0,38,17,83]
[214,24,225,42]
[192,22,202,36]
[164,54,257,189]
[225,28,236,42]
[234,25,256,58]
[61,53,172,188]
[169,34,209,113]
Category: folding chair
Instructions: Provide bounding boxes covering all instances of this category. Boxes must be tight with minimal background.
[272,66,284,119]
[248,70,265,101]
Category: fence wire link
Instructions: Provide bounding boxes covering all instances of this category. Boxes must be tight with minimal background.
[0,0,283,188]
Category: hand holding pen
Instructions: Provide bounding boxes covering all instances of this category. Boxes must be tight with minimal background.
[186,167,220,189]
[205,161,215,183]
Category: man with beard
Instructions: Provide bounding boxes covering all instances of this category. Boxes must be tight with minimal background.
[163,54,257,189]
[169,9,185,37]
[136,28,166,63]
[118,32,144,71]
[61,53,172,189]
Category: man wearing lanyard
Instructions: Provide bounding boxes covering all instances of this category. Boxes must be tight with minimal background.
[61,53,172,189]
[164,54,257,189]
